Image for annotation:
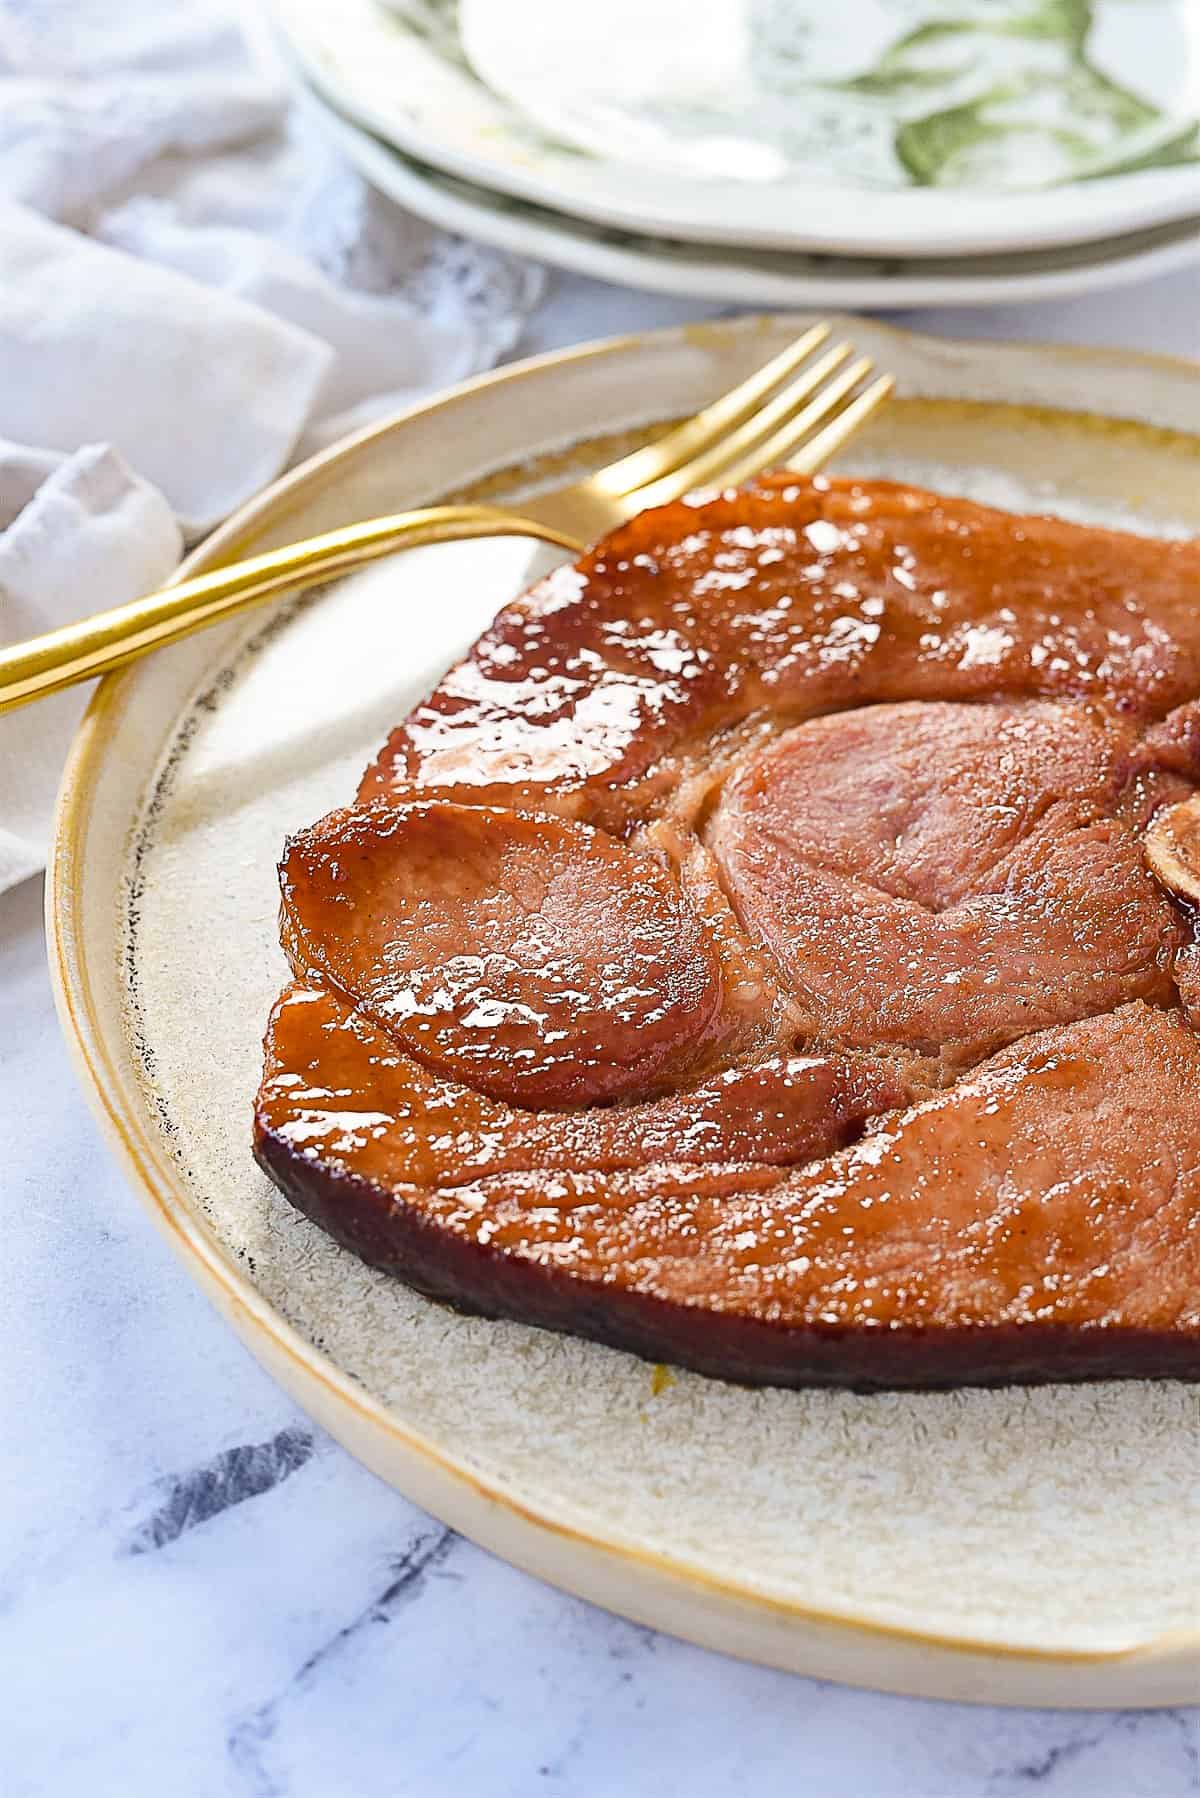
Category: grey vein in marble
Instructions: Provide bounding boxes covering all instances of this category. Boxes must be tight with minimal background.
[120,1428,317,1556]
[990,1711,1200,1791]
[227,1526,458,1796]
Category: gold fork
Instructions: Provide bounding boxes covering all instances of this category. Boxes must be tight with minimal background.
[0,325,892,713]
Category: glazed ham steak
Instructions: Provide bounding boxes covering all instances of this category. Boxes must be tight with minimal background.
[254,476,1200,1389]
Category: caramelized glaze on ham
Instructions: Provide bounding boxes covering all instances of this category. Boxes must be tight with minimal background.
[360,477,1200,819]
[254,477,1200,1389]
[256,998,1200,1385]
[280,800,724,1109]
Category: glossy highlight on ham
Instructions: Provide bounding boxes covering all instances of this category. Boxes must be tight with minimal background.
[254,476,1200,1389]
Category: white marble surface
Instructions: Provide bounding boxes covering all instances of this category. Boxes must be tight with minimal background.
[9,268,1200,1797]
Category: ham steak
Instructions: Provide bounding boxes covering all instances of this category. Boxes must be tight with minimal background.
[254,476,1200,1389]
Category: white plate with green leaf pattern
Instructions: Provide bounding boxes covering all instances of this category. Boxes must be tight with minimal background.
[270,0,1200,257]
[300,72,1200,308]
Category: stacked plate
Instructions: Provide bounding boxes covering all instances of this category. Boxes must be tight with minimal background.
[271,0,1200,307]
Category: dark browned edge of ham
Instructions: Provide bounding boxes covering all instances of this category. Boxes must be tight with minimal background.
[253,1127,1200,1391]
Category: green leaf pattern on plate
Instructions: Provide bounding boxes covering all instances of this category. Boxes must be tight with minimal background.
[385,0,1198,190]
[385,0,469,72]
[383,0,592,154]
[852,1,1197,186]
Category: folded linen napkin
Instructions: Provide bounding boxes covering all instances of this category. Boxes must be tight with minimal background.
[0,0,544,896]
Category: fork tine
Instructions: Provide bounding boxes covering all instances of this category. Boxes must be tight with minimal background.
[697,355,879,491]
[631,342,858,509]
[783,374,896,478]
[588,322,833,499]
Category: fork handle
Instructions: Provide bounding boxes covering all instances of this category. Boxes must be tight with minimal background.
[0,504,582,714]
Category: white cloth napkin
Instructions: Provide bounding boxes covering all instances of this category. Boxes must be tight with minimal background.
[0,0,545,894]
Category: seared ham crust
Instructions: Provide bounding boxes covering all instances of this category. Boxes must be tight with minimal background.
[255,478,1200,1389]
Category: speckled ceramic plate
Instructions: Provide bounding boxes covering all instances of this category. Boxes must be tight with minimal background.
[269,0,1200,257]
[51,317,1200,1707]
[303,78,1200,310]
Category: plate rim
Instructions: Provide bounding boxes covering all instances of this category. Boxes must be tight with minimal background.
[48,314,1200,1703]
[269,0,1200,259]
[305,80,1200,311]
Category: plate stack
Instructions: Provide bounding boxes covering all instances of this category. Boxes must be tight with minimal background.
[270,0,1200,307]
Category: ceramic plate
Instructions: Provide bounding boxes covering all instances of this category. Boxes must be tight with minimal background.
[271,0,1200,257]
[52,316,1200,1706]
[464,0,1200,191]
[303,78,1200,308]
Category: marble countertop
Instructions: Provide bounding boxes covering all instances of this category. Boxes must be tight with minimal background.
[8,271,1200,1797]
